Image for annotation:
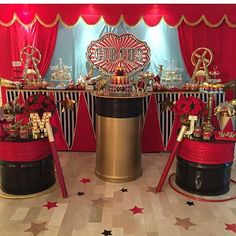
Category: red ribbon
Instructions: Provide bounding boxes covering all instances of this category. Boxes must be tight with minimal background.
[178,138,235,164]
[0,139,51,162]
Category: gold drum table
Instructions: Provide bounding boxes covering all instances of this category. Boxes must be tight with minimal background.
[95,95,144,182]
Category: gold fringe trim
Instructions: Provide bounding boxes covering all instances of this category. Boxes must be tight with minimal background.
[1,13,236,28]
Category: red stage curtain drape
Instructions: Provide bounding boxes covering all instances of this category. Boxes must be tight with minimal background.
[178,21,236,100]
[0,21,58,80]
[1,4,236,27]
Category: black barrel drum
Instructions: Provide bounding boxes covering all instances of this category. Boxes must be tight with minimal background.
[176,138,234,196]
[0,138,56,195]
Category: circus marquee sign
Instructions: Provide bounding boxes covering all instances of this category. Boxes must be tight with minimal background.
[86,33,150,75]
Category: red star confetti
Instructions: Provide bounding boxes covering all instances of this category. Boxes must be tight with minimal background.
[80,178,91,184]
[225,223,236,233]
[24,222,48,236]
[174,217,196,230]
[130,206,144,215]
[43,201,58,209]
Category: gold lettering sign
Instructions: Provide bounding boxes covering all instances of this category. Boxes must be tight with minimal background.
[30,112,51,135]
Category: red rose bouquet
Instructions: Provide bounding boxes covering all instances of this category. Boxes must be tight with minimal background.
[24,93,56,116]
[172,96,207,123]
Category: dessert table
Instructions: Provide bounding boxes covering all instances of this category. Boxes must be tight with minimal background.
[4,89,225,152]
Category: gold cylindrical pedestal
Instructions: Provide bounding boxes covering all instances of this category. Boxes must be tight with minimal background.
[96,115,142,182]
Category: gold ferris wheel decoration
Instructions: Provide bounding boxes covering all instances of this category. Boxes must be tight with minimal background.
[191,47,213,82]
[20,46,42,82]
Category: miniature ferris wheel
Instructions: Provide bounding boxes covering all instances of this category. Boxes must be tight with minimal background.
[20,46,42,82]
[191,47,213,82]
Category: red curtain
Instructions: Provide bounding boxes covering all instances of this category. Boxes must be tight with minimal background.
[1,4,236,27]
[178,21,236,99]
[0,21,58,80]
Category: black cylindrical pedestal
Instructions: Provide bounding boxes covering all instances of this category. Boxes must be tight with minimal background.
[0,155,56,195]
[175,156,232,196]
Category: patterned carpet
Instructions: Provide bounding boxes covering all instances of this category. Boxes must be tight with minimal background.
[0,152,235,236]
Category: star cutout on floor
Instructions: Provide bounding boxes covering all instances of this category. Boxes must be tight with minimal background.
[60,95,75,112]
[159,96,173,112]
[146,186,158,195]
[91,197,108,207]
[101,229,112,235]
[76,191,85,196]
[174,217,196,230]
[186,201,195,206]
[24,222,48,236]
[43,201,58,210]
[120,188,128,192]
[130,206,144,215]
[80,178,91,184]
[225,223,236,233]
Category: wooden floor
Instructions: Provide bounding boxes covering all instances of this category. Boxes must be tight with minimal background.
[0,152,236,236]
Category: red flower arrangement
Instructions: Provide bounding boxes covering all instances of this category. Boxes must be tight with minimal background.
[172,96,207,119]
[24,93,56,116]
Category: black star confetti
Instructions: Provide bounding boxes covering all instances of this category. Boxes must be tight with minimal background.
[120,188,128,192]
[186,201,195,206]
[76,192,85,196]
[101,229,112,235]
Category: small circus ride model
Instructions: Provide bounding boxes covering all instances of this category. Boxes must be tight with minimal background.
[191,47,213,84]
[106,67,133,96]
[48,58,72,89]
[160,60,183,90]
[20,46,44,88]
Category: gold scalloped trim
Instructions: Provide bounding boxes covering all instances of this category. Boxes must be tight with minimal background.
[1,13,236,28]
[36,14,60,28]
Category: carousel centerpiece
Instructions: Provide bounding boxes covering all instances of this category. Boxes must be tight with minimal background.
[160,60,183,90]
[49,58,72,89]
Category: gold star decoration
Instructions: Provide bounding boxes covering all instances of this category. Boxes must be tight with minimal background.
[24,222,48,236]
[60,95,75,112]
[174,217,196,230]
[159,96,173,112]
